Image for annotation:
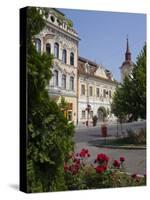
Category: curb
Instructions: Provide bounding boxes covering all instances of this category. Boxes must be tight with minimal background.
[95,145,146,150]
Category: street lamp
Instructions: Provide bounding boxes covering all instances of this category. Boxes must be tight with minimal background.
[86,104,91,127]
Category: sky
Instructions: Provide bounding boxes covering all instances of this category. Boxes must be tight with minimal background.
[59,8,146,81]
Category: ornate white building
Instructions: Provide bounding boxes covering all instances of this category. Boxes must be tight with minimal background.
[35,8,80,125]
[77,57,117,126]
[34,8,118,126]
[120,38,134,82]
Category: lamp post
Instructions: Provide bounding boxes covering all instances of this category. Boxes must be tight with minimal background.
[86,104,91,127]
[85,62,90,127]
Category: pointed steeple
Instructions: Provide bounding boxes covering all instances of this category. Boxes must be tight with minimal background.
[125,36,131,61]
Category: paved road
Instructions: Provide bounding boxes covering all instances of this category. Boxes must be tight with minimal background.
[74,120,146,143]
[74,142,146,175]
[74,121,146,175]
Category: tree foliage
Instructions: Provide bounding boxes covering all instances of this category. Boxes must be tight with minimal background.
[111,44,146,121]
[26,7,74,192]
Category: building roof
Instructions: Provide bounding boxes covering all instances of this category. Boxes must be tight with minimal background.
[52,8,65,16]
[78,56,117,85]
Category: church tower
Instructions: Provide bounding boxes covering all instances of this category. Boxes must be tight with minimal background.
[120,37,134,82]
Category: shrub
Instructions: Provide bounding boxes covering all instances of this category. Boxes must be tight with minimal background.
[27,100,75,192]
[124,128,146,145]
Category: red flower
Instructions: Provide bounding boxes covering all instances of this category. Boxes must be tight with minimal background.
[113,160,120,168]
[68,163,80,175]
[79,149,89,158]
[96,153,109,163]
[95,165,107,173]
[64,163,69,172]
[131,173,137,179]
[120,157,125,162]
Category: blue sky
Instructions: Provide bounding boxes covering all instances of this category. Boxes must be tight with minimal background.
[59,8,146,81]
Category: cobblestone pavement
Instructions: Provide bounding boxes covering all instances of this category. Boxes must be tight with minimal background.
[75,142,146,175]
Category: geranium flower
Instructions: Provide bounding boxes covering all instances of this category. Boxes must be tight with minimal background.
[131,173,137,179]
[113,160,120,168]
[95,165,107,173]
[64,163,69,172]
[79,148,89,158]
[120,157,125,162]
[96,153,109,163]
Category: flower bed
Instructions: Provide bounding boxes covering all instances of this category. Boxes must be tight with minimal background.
[64,149,146,190]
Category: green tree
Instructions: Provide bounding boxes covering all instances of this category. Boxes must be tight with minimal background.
[111,44,146,121]
[26,7,74,193]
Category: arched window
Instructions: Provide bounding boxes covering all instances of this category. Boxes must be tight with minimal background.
[70,52,74,66]
[35,38,41,53]
[62,49,67,64]
[54,43,59,58]
[62,74,66,89]
[46,43,51,55]
[54,70,58,86]
[70,76,74,90]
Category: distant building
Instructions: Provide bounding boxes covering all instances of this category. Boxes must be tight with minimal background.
[77,57,117,126]
[35,8,80,125]
[120,37,134,82]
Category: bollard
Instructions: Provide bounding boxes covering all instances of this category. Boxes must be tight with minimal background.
[101,124,107,137]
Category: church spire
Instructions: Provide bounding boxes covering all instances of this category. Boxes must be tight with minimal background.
[125,36,131,61]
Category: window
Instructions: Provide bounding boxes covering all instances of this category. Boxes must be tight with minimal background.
[90,111,93,119]
[62,74,66,89]
[82,110,86,119]
[70,76,74,90]
[51,15,55,22]
[109,90,112,98]
[35,38,41,53]
[46,43,51,55]
[96,88,100,97]
[103,89,107,98]
[54,70,58,86]
[70,52,74,66]
[67,111,72,121]
[81,84,85,95]
[89,86,93,96]
[62,49,67,64]
[54,43,59,58]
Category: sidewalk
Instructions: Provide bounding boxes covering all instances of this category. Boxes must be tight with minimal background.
[75,119,146,130]
[75,121,117,130]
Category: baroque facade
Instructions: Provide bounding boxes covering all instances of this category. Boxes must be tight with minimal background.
[35,8,80,125]
[78,57,116,126]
